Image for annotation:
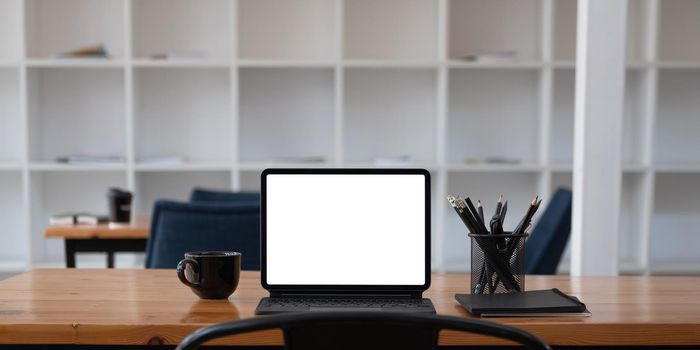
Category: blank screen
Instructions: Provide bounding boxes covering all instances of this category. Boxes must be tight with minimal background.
[265,174,426,285]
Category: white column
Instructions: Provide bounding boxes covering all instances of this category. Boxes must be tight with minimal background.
[571,0,628,276]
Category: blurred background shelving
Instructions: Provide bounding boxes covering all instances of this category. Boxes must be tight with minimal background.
[0,0,698,275]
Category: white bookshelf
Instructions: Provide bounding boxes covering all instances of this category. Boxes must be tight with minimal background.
[0,0,698,274]
[239,68,335,163]
[344,68,437,164]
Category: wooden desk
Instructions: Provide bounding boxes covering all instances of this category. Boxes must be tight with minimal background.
[0,269,699,348]
[44,216,149,268]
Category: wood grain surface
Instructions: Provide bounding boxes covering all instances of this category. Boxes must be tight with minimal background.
[0,269,699,346]
[43,215,149,239]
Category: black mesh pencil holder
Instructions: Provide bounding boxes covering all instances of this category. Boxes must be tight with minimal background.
[469,232,527,294]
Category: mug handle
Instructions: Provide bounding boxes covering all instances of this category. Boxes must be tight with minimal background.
[176,258,200,288]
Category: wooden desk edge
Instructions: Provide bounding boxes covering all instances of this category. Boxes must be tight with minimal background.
[44,225,149,239]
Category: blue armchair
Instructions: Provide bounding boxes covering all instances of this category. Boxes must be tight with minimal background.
[145,200,261,270]
[525,188,573,275]
[189,188,260,204]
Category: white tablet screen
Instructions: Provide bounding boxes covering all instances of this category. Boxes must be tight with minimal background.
[265,174,426,285]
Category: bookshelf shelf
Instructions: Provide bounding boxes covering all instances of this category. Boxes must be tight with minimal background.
[553,0,576,61]
[25,0,125,59]
[26,68,126,163]
[344,60,439,68]
[658,0,700,62]
[132,0,232,61]
[0,0,22,63]
[238,60,336,68]
[446,164,544,173]
[28,163,127,172]
[546,164,650,173]
[239,0,335,61]
[134,67,232,164]
[238,162,333,171]
[344,0,437,61]
[449,0,540,61]
[651,173,700,271]
[0,62,20,69]
[551,60,576,69]
[655,70,700,165]
[0,68,22,163]
[340,161,440,171]
[239,67,335,163]
[134,163,232,172]
[656,62,700,70]
[0,172,27,269]
[343,68,437,164]
[0,164,23,171]
[448,69,540,165]
[0,0,697,275]
[131,59,231,68]
[654,165,700,174]
[447,60,543,69]
[25,58,125,68]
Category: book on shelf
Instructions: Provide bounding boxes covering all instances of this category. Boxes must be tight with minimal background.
[456,50,518,63]
[271,156,326,164]
[50,213,109,226]
[464,157,522,165]
[149,51,208,60]
[52,44,109,59]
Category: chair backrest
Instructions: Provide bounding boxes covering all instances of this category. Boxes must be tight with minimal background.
[176,312,551,350]
[525,188,573,274]
[145,200,260,270]
[189,188,260,204]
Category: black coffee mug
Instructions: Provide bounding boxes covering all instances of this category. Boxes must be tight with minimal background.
[177,251,241,299]
[107,188,132,223]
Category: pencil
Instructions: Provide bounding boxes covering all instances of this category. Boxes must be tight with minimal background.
[466,197,488,233]
[494,194,503,218]
[447,195,475,232]
[477,200,485,224]
[513,196,538,235]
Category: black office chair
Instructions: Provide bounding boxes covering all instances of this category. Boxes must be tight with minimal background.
[176,312,551,350]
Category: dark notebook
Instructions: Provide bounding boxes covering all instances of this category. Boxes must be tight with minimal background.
[455,289,590,317]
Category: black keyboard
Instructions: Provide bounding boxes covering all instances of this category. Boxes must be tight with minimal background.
[256,297,436,314]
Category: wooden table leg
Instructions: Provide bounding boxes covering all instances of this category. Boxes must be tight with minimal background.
[65,240,76,268]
